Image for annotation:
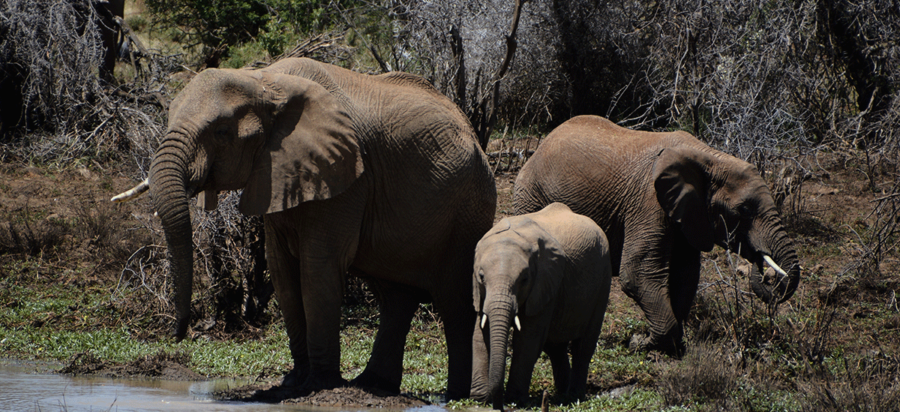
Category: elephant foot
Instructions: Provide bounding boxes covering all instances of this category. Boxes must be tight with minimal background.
[301,369,348,392]
[350,369,400,394]
[504,388,529,409]
[470,388,491,404]
[280,367,309,387]
[628,333,685,357]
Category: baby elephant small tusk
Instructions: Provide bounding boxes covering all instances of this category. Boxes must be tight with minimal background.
[514,316,521,331]
[763,255,788,276]
[481,314,487,329]
[111,178,149,203]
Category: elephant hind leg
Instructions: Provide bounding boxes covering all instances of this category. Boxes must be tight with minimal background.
[568,332,602,400]
[433,285,476,401]
[351,278,421,393]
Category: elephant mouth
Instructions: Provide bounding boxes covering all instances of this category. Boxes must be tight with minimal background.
[749,254,791,304]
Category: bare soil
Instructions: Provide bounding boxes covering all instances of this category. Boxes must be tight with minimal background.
[216,384,430,408]
[60,351,204,381]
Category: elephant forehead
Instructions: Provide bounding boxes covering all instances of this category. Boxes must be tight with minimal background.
[475,237,533,267]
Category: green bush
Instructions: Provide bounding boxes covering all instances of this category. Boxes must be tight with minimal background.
[144,0,361,65]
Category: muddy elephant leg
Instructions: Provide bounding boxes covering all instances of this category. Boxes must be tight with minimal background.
[351,279,420,393]
[265,217,309,387]
[471,315,490,401]
[543,341,570,396]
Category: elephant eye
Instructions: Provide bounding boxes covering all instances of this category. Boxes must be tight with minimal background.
[215,124,230,139]
[478,271,485,284]
[737,203,753,216]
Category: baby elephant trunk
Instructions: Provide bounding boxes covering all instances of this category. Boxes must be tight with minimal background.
[486,296,517,410]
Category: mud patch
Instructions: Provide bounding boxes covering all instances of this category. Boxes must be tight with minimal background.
[217,383,431,408]
[60,351,204,381]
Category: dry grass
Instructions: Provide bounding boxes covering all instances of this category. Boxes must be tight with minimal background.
[656,342,740,408]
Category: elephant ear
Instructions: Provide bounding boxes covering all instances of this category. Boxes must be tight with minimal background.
[473,269,483,314]
[652,147,715,252]
[473,219,512,314]
[525,231,565,317]
[239,72,364,215]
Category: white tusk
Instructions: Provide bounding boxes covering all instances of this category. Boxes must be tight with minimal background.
[111,178,149,203]
[763,255,788,276]
[514,316,521,331]
[481,314,487,329]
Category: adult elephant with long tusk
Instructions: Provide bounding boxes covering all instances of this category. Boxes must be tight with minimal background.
[112,58,497,399]
[513,115,801,354]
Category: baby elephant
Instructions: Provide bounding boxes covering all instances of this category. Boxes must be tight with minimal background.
[471,202,612,410]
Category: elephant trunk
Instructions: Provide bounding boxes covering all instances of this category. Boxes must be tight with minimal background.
[149,134,196,341]
[748,223,800,305]
[486,295,516,411]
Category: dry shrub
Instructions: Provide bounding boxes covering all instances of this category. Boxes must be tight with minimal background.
[691,254,783,359]
[0,0,104,135]
[801,354,900,412]
[0,208,70,257]
[0,0,176,169]
[657,342,740,408]
[73,196,148,263]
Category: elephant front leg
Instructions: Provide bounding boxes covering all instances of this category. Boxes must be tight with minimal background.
[351,279,420,393]
[506,329,546,406]
[630,274,682,354]
[666,239,702,355]
[622,252,681,354]
[265,221,310,387]
[299,258,350,391]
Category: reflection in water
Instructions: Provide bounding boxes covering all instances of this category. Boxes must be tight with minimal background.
[0,361,446,412]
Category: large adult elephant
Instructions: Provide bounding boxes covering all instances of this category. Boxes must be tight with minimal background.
[113,58,497,398]
[513,115,800,354]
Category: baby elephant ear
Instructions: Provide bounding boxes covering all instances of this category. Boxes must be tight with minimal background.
[525,234,565,317]
[652,147,715,252]
[240,72,364,215]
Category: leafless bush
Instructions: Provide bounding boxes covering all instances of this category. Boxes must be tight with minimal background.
[657,342,740,408]
[0,0,178,170]
[405,0,565,129]
[193,191,271,331]
[73,196,145,262]
[0,207,70,257]
[0,0,104,135]
[801,354,900,412]
[844,177,900,279]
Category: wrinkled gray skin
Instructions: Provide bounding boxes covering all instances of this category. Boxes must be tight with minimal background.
[514,115,800,354]
[470,202,612,409]
[146,58,496,399]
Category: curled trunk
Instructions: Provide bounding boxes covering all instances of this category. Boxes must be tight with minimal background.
[149,137,195,341]
[748,225,800,304]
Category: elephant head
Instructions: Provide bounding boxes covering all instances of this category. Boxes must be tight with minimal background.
[473,220,564,409]
[652,146,800,304]
[146,68,364,340]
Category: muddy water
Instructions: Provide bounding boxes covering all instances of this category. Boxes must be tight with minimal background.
[0,361,445,412]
